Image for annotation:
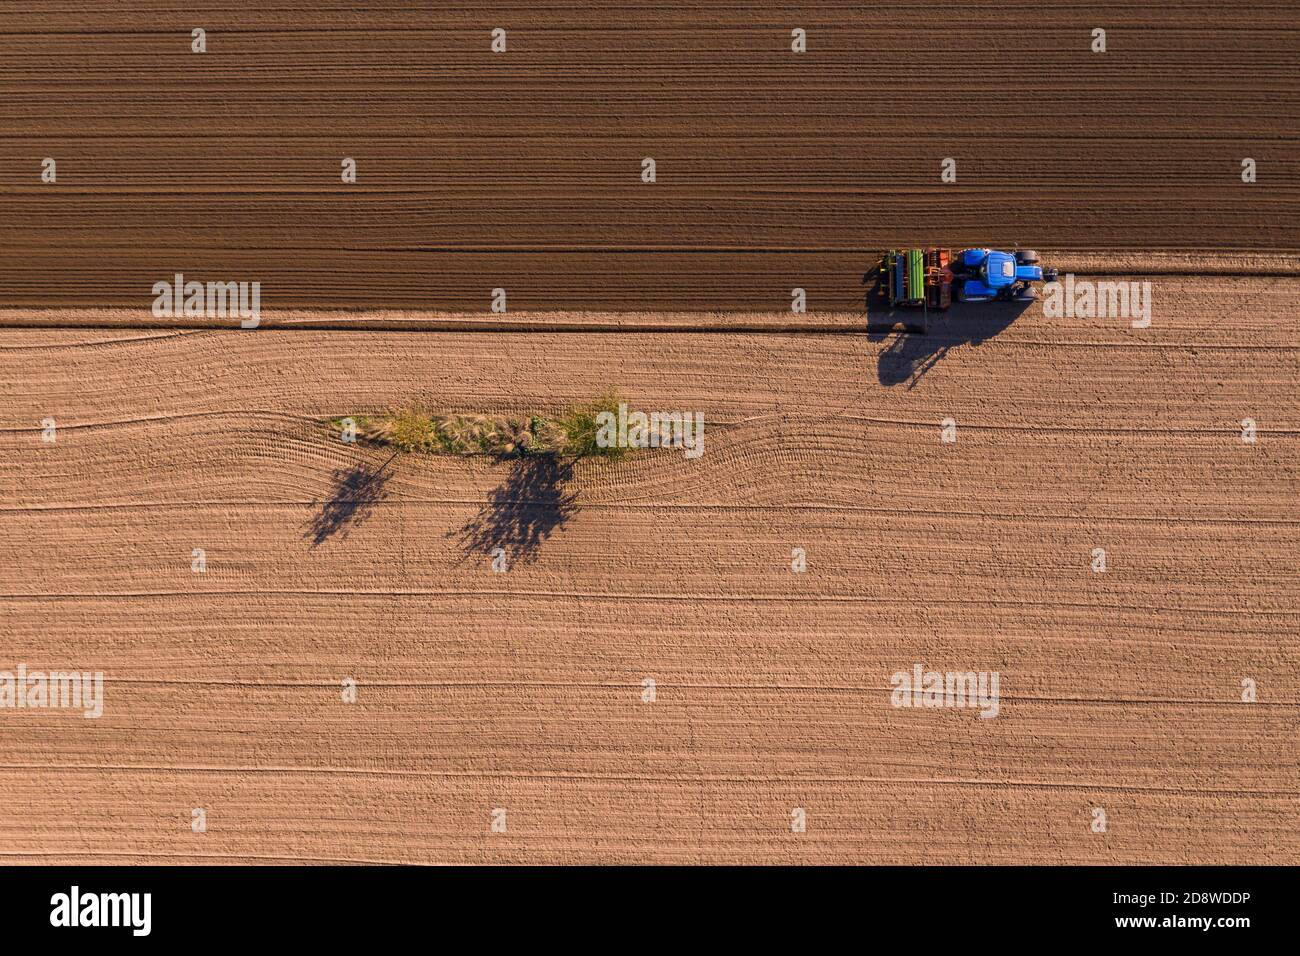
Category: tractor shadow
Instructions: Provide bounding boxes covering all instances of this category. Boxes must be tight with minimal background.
[862,269,1032,388]
[305,453,396,547]
[450,455,579,567]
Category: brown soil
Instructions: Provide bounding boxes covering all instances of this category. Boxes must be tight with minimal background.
[1,277,1297,863]
[1,3,1298,312]
[0,2,1296,865]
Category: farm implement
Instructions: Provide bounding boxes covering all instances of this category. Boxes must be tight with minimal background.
[874,247,1058,333]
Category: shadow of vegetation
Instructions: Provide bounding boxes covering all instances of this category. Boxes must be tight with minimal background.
[452,455,579,566]
[862,268,1033,388]
[306,453,396,547]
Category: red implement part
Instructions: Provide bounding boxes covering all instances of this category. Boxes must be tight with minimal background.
[926,247,953,310]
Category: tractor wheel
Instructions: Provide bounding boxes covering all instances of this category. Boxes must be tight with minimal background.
[1015,286,1038,302]
[1015,249,1040,265]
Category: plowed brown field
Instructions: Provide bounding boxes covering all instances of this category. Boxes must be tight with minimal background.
[1,2,1297,865]
[1,2,1298,310]
[2,278,1297,864]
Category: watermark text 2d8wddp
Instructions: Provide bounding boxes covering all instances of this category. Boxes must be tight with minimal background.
[595,402,705,458]
[151,273,261,328]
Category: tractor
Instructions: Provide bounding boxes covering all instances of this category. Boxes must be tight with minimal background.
[872,247,1058,332]
[950,248,1059,303]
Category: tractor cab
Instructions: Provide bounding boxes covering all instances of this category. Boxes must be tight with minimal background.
[986,251,1018,287]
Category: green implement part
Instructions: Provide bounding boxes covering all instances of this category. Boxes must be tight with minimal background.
[872,247,953,334]
[907,248,923,302]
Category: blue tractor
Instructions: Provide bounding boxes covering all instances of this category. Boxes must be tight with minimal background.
[951,248,1058,303]
[872,247,1059,332]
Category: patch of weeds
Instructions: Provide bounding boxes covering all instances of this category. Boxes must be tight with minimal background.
[335,395,630,462]
[555,394,626,461]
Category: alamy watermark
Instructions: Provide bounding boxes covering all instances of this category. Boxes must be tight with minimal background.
[890,663,1000,718]
[0,664,104,718]
[595,402,705,459]
[151,273,261,328]
[1043,274,1152,328]
[50,886,150,936]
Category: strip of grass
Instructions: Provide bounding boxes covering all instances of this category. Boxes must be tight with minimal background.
[330,396,626,461]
